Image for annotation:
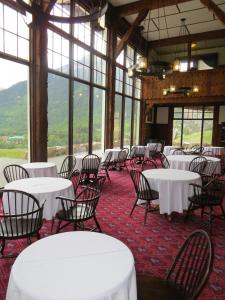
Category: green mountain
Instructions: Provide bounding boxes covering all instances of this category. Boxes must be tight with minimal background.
[0,72,103,148]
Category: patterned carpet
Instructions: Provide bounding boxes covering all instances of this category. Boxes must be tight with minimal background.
[1,168,225,300]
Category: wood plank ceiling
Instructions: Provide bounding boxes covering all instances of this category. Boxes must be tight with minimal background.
[109,0,225,56]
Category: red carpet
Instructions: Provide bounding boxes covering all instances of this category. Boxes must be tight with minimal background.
[1,168,225,299]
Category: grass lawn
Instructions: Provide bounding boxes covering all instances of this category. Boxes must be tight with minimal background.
[174,130,212,145]
[0,149,27,159]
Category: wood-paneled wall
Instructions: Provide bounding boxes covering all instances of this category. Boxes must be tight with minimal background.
[143,68,225,106]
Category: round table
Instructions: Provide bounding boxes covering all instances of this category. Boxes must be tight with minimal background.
[4,177,74,220]
[146,143,162,152]
[143,169,201,215]
[167,155,221,174]
[203,146,224,156]
[102,149,125,162]
[21,162,58,177]
[6,232,137,300]
[163,146,180,156]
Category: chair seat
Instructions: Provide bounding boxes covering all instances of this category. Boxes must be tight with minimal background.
[137,273,185,300]
[188,195,221,207]
[137,189,159,201]
[57,204,93,221]
[0,218,39,237]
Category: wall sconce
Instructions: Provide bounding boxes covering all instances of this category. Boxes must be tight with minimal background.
[192,85,199,93]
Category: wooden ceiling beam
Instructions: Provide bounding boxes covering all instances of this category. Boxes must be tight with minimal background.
[116,0,191,17]
[115,9,148,58]
[148,29,225,48]
[200,0,225,26]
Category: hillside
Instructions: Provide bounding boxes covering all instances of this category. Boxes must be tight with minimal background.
[0,72,103,148]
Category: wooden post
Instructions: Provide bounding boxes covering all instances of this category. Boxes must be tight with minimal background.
[187,41,191,71]
[29,14,48,162]
[105,26,117,149]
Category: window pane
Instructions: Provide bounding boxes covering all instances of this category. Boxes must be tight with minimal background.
[202,120,213,146]
[73,45,90,81]
[133,100,140,145]
[92,88,105,155]
[123,97,132,148]
[113,94,122,148]
[125,72,133,96]
[182,120,201,148]
[73,81,89,155]
[73,4,91,46]
[115,67,123,93]
[94,28,107,55]
[93,55,106,86]
[204,106,214,119]
[174,107,182,119]
[48,74,69,168]
[172,120,182,146]
[50,2,70,33]
[0,59,29,187]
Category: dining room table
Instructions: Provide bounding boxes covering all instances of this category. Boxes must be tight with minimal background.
[166,155,221,175]
[163,145,180,156]
[21,162,58,177]
[203,146,224,156]
[4,177,74,220]
[102,148,127,163]
[142,168,202,215]
[6,231,137,300]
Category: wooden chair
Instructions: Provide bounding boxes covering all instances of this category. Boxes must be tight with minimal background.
[137,229,213,300]
[202,150,214,157]
[58,155,76,179]
[186,179,225,234]
[68,169,81,195]
[159,153,170,169]
[172,149,186,155]
[130,170,159,225]
[3,164,29,183]
[0,189,44,258]
[81,154,100,182]
[114,148,129,171]
[100,151,112,182]
[55,185,101,233]
[189,156,207,173]
[142,159,157,171]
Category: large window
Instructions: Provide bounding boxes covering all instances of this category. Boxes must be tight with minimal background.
[47,2,107,163]
[0,2,30,187]
[172,106,214,148]
[113,43,142,149]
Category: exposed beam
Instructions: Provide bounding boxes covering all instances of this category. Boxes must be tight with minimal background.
[115,9,148,58]
[200,0,225,26]
[116,0,191,17]
[148,29,225,48]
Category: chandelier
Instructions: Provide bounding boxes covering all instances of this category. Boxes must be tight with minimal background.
[16,0,108,26]
[128,7,173,80]
[173,18,188,72]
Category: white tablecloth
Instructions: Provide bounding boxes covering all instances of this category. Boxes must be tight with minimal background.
[75,155,101,171]
[143,169,201,215]
[163,146,180,156]
[102,149,125,162]
[146,143,162,152]
[203,147,224,156]
[21,162,58,177]
[4,177,74,220]
[6,232,137,300]
[167,155,221,174]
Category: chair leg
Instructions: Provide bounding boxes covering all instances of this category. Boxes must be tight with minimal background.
[105,169,111,183]
[130,198,138,217]
[201,207,205,218]
[0,239,5,256]
[51,217,55,232]
[36,232,41,240]
[185,202,193,222]
[56,220,62,233]
[94,215,102,232]
[73,222,77,231]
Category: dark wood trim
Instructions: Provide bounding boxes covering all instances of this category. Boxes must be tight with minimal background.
[147,96,225,106]
[116,0,191,17]
[2,0,25,14]
[29,16,48,162]
[115,9,148,58]
[148,29,225,48]
[105,27,117,149]
[200,0,225,26]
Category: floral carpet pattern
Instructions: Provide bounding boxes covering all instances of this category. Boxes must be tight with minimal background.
[1,168,225,299]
